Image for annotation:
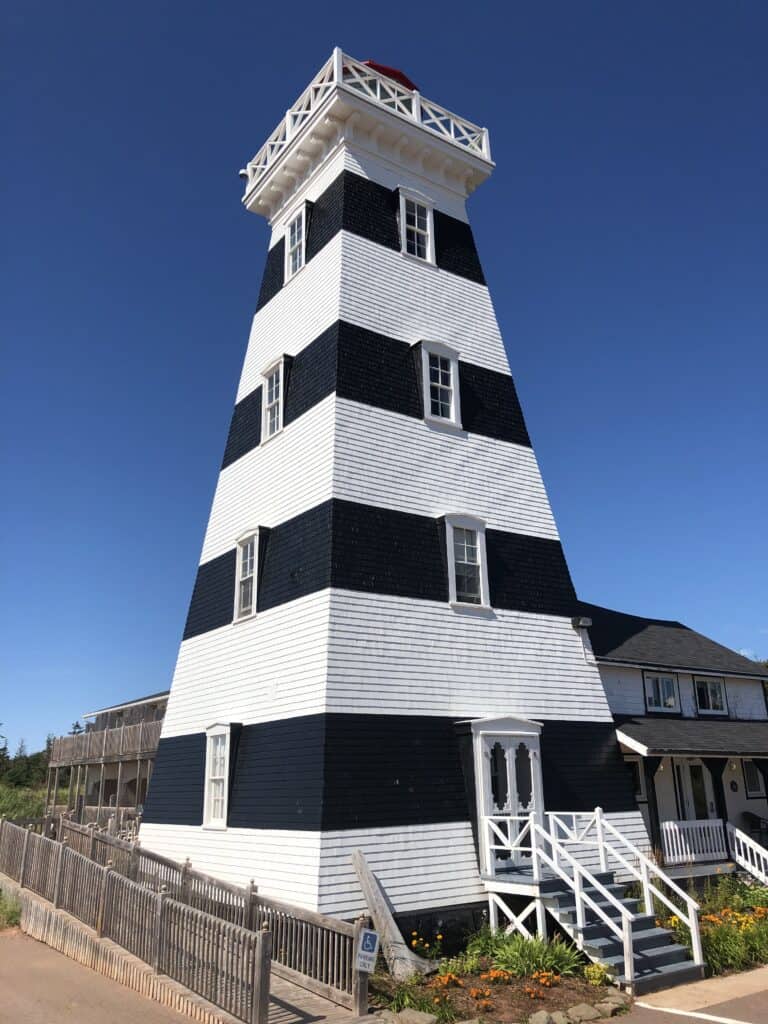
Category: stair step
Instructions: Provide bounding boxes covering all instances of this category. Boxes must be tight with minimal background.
[538,871,615,894]
[577,913,658,941]
[603,942,692,973]
[618,960,705,996]
[557,897,640,927]
[544,883,627,910]
[584,927,674,958]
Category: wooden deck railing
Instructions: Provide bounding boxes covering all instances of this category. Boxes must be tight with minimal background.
[49,720,163,766]
[55,819,367,1012]
[0,819,271,1024]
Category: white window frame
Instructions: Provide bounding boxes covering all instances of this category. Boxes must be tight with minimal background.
[694,676,728,716]
[643,671,679,713]
[625,756,647,802]
[398,189,435,264]
[203,723,231,829]
[284,207,306,281]
[444,513,490,611]
[420,341,462,429]
[743,759,766,799]
[234,529,259,621]
[261,358,284,443]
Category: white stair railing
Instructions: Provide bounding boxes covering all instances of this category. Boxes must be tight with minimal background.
[547,808,703,969]
[726,824,768,885]
[660,819,728,865]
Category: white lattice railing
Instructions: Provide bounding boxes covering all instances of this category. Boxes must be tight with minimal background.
[727,823,768,885]
[242,48,491,190]
[660,819,728,866]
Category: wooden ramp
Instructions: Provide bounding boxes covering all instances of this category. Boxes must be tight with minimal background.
[269,976,363,1024]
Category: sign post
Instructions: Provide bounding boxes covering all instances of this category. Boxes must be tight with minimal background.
[356,928,380,974]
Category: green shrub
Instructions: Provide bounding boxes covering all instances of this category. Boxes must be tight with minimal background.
[583,961,612,987]
[466,924,508,959]
[0,784,45,819]
[0,893,21,929]
[438,951,483,976]
[470,931,584,977]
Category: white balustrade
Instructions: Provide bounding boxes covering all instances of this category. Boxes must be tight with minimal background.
[660,819,728,866]
[726,823,768,885]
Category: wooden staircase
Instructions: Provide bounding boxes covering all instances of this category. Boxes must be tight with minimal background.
[539,870,703,995]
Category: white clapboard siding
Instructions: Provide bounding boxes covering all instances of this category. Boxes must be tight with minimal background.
[326,592,614,722]
[333,398,559,539]
[600,666,646,716]
[318,822,484,917]
[161,592,331,737]
[238,234,343,401]
[201,394,336,563]
[724,677,768,719]
[139,823,322,909]
[340,233,511,375]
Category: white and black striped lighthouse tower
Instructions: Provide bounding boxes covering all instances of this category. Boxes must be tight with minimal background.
[141,50,643,918]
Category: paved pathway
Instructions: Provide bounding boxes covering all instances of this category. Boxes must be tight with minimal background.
[0,930,355,1024]
[620,965,768,1024]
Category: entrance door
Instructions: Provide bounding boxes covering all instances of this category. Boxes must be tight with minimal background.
[475,721,544,870]
[675,759,717,820]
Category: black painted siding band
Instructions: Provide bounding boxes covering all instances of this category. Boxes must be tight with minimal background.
[182,499,576,639]
[220,321,530,471]
[255,171,485,310]
[142,715,635,830]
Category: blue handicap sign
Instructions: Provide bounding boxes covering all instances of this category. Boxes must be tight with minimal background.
[362,932,377,953]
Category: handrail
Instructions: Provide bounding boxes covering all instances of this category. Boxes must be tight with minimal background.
[547,809,703,968]
[727,823,768,885]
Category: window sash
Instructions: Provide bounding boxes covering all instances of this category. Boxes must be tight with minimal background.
[286,210,305,277]
[695,678,726,713]
[453,526,481,604]
[402,198,431,260]
[264,365,282,438]
[744,759,765,797]
[205,731,229,826]
[645,674,677,710]
[429,353,452,419]
[236,536,256,617]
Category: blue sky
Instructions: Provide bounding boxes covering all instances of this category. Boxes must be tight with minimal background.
[2,2,766,752]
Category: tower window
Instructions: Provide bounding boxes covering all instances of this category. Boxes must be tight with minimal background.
[262,360,284,441]
[420,342,462,428]
[235,532,257,619]
[285,208,305,279]
[399,191,434,263]
[203,724,230,828]
[444,514,490,609]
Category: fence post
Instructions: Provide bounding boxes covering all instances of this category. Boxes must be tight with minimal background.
[250,925,272,1024]
[89,827,97,861]
[180,857,192,905]
[96,860,113,938]
[352,915,370,1017]
[246,879,258,931]
[0,816,5,856]
[152,884,168,974]
[53,839,67,908]
[595,806,608,872]
[19,825,33,888]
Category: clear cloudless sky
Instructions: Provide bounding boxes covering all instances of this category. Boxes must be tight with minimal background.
[2,1,766,752]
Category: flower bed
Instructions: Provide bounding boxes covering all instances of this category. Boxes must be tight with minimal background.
[371,929,624,1022]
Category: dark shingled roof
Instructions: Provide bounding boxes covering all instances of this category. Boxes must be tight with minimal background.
[84,690,170,717]
[579,602,767,679]
[616,716,768,756]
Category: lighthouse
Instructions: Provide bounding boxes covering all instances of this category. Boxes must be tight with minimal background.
[141,50,644,921]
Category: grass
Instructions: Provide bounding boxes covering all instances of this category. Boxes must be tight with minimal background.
[0,893,21,930]
[0,783,46,819]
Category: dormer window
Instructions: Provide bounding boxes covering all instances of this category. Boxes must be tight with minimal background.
[285,208,305,280]
[695,677,727,715]
[235,532,258,619]
[262,360,284,441]
[644,672,679,713]
[421,342,461,428]
[399,191,434,263]
[444,514,490,610]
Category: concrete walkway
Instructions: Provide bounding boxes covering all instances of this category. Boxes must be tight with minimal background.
[621,965,768,1024]
[0,930,356,1024]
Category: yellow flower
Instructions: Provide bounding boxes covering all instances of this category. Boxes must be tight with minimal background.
[425,943,430,949]
[437,933,443,940]
[411,940,417,947]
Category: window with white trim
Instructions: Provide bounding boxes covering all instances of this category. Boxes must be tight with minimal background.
[285,208,305,280]
[235,533,257,619]
[399,192,434,263]
[644,672,679,712]
[695,677,727,715]
[625,756,647,802]
[421,342,462,428]
[262,361,283,441]
[445,514,489,609]
[744,759,766,798]
[203,724,230,828]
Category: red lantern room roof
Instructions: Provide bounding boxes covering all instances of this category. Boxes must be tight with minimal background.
[362,60,419,92]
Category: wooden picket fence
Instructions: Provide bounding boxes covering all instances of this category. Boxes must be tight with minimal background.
[0,820,271,1024]
[51,819,367,1013]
